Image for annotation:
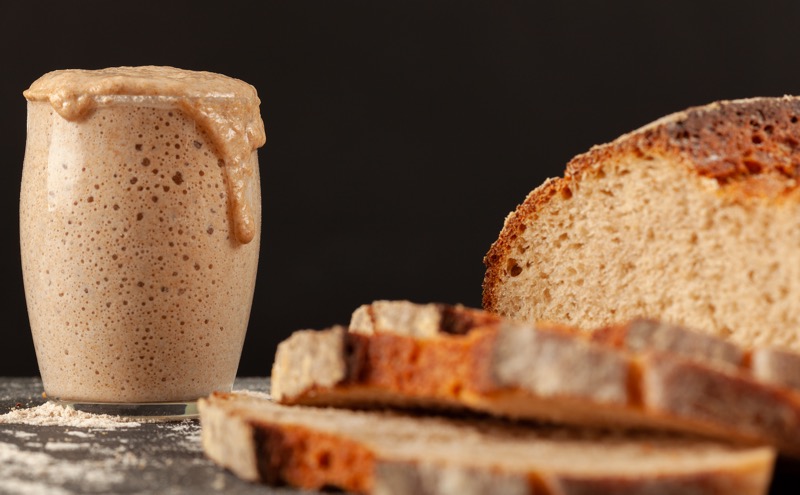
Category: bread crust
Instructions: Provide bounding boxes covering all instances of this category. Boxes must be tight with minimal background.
[252,422,375,492]
[272,301,800,457]
[200,392,775,495]
[483,178,566,312]
[483,96,800,312]
[568,96,800,185]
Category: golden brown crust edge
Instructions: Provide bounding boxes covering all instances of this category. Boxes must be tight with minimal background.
[482,96,800,312]
[276,322,800,456]
[272,302,800,456]
[254,421,774,495]
[483,177,569,312]
[201,393,774,495]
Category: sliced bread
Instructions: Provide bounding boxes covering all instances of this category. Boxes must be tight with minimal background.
[199,392,775,495]
[591,318,800,392]
[482,96,800,351]
[271,300,800,457]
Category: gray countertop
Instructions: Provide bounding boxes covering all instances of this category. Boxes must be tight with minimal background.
[0,377,317,495]
[2,377,799,494]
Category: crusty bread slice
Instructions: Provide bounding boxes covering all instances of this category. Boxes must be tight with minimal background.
[199,392,775,495]
[271,300,800,457]
[483,96,800,352]
[592,318,800,393]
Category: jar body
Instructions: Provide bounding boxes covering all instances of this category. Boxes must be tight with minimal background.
[20,100,260,403]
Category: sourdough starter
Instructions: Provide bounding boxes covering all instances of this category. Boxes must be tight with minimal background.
[20,67,264,402]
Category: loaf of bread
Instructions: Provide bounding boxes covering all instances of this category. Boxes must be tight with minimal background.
[272,300,800,457]
[199,392,775,495]
[483,96,800,351]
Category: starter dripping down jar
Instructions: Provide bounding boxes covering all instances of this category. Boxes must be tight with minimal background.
[20,66,265,419]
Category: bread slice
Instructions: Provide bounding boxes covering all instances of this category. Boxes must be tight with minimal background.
[199,392,775,495]
[271,300,800,457]
[482,96,800,351]
[592,318,800,393]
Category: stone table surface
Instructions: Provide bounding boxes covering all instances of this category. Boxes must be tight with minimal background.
[2,377,800,494]
[0,377,321,495]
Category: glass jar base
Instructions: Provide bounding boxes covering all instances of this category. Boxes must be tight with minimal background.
[51,399,199,421]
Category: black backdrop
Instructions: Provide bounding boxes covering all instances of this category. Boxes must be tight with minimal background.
[2,1,800,377]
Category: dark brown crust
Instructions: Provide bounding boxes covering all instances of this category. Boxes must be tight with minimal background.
[567,97,800,185]
[483,96,800,311]
[252,422,375,492]
[438,303,503,334]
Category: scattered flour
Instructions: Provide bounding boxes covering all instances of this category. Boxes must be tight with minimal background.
[0,402,141,428]
[211,472,226,490]
[0,442,125,494]
[0,478,73,495]
[155,420,203,452]
[65,430,94,439]
[0,386,211,493]
[45,442,90,452]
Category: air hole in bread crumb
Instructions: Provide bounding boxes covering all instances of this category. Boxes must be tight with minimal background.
[561,186,573,199]
[316,451,331,469]
[507,259,522,277]
[744,159,764,174]
[792,116,799,124]
[751,134,763,145]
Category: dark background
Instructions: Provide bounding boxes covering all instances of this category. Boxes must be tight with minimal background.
[1,1,799,379]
